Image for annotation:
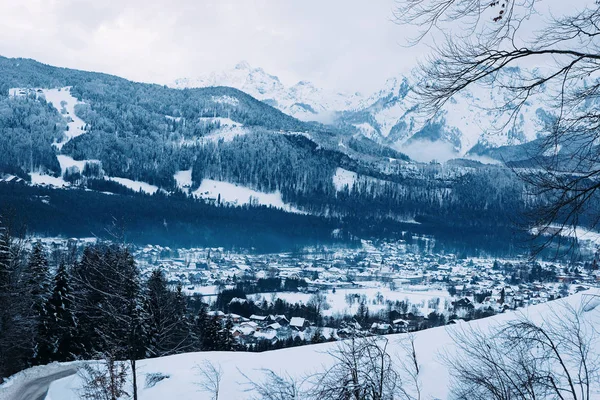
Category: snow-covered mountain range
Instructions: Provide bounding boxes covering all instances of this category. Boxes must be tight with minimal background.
[171,61,363,123]
[172,62,550,161]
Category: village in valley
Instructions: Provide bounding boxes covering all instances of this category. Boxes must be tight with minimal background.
[74,236,599,349]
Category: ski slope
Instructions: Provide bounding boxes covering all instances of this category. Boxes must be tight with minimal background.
[41,87,87,150]
[37,289,600,400]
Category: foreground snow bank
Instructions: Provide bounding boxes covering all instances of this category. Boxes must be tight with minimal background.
[29,290,600,399]
[0,362,81,400]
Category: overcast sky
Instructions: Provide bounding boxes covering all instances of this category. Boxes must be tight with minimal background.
[0,0,429,94]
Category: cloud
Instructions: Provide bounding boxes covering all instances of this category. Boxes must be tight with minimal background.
[400,140,459,163]
[0,0,428,93]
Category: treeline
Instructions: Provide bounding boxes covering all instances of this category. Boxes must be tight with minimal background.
[0,55,541,236]
[0,181,353,251]
[0,224,237,381]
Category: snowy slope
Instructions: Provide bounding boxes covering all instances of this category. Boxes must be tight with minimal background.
[41,87,87,150]
[332,168,357,192]
[193,179,302,213]
[41,289,600,400]
[107,177,159,195]
[171,62,363,122]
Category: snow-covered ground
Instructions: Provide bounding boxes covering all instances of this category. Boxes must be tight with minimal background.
[40,87,87,150]
[253,287,450,317]
[9,87,85,148]
[174,169,193,190]
[332,168,357,192]
[29,173,67,188]
[108,177,159,195]
[56,155,100,177]
[200,125,249,143]
[39,289,600,400]
[193,179,302,213]
[198,117,242,127]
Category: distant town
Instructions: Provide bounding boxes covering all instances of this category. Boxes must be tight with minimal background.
[38,236,600,350]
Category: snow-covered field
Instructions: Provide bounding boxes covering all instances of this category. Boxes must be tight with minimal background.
[332,167,357,192]
[198,117,242,127]
[108,177,159,195]
[201,125,249,143]
[174,169,193,190]
[56,155,100,177]
[36,289,600,400]
[253,287,450,317]
[29,173,67,188]
[193,179,302,213]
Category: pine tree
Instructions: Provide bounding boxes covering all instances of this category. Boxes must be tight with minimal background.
[219,317,235,351]
[143,269,172,357]
[201,316,221,351]
[26,241,51,362]
[167,284,194,354]
[38,261,77,363]
[0,218,31,379]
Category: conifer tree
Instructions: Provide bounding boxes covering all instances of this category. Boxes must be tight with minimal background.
[38,261,77,363]
[26,241,51,361]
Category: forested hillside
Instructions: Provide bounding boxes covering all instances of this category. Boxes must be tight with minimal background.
[0,56,589,250]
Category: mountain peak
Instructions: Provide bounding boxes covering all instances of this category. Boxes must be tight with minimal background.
[171,63,364,122]
[235,60,252,70]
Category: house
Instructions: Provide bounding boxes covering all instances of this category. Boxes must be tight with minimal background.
[452,298,474,312]
[250,315,267,323]
[264,322,281,331]
[207,310,226,319]
[370,322,392,335]
[290,317,310,331]
[392,319,409,332]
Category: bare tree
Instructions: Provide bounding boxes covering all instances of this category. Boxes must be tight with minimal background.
[240,368,304,400]
[395,335,422,400]
[78,351,130,400]
[445,301,600,399]
[308,335,420,400]
[394,0,600,248]
[195,360,223,400]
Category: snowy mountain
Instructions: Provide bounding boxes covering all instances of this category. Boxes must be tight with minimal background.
[171,61,364,122]
[173,63,552,162]
[339,73,551,162]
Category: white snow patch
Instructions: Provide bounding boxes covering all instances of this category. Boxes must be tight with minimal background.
[193,179,302,213]
[41,87,87,150]
[165,115,182,122]
[198,117,242,127]
[354,122,379,140]
[211,95,239,106]
[174,169,193,190]
[57,155,100,177]
[201,126,249,143]
[332,168,358,191]
[107,177,159,195]
[29,173,67,188]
